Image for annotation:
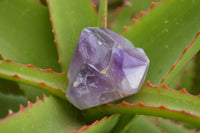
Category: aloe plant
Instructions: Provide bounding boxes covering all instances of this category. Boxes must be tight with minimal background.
[1,0,200,132]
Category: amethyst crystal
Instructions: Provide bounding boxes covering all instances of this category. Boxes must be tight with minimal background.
[67,27,149,109]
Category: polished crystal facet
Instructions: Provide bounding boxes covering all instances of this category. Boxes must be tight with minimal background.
[67,27,150,109]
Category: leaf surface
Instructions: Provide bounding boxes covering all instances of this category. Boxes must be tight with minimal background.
[0,0,61,101]
[47,0,97,72]
[161,32,200,86]
[0,0,60,71]
[110,115,135,133]
[74,115,120,133]
[0,96,83,133]
[83,83,200,127]
[125,116,162,133]
[123,0,200,85]
[0,60,67,99]
[111,0,160,33]
[149,117,195,133]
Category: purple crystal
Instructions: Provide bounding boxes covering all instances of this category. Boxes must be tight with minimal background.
[67,27,149,109]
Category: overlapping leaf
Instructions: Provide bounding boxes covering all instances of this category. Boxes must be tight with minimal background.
[0,96,83,133]
[74,115,120,133]
[83,83,200,127]
[0,0,61,101]
[0,0,60,71]
[149,117,195,133]
[47,0,97,72]
[0,60,67,99]
[125,116,162,133]
[111,0,160,33]
[123,0,200,85]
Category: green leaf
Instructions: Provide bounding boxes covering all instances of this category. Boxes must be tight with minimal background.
[111,0,160,33]
[0,96,83,133]
[98,0,108,28]
[0,0,60,71]
[0,93,27,118]
[162,33,200,86]
[110,115,135,133]
[0,0,61,101]
[164,56,195,90]
[21,84,48,102]
[76,115,120,133]
[47,0,97,72]
[83,83,200,127]
[125,116,162,133]
[0,60,67,99]
[176,59,195,91]
[149,117,195,133]
[0,54,23,96]
[123,0,200,85]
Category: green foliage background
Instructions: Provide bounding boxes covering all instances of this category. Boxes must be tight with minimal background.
[0,0,200,132]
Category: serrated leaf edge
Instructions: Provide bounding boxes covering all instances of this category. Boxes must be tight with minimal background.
[106,101,200,127]
[144,81,200,98]
[0,60,66,99]
[0,72,66,99]
[0,59,67,75]
[160,31,200,85]
[147,117,196,133]
[87,81,200,126]
[46,0,63,69]
[90,0,98,15]
[0,94,47,121]
[120,0,163,34]
[71,116,112,133]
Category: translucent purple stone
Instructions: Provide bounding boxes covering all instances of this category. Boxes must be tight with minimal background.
[67,27,150,109]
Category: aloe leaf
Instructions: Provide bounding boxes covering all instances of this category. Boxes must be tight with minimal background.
[74,115,119,133]
[0,54,24,95]
[21,84,48,102]
[98,0,108,28]
[111,0,160,33]
[0,0,62,101]
[0,0,60,71]
[83,83,200,127]
[110,115,135,133]
[0,96,83,133]
[0,60,68,99]
[0,93,27,118]
[149,117,195,133]
[176,59,195,91]
[47,0,97,72]
[165,58,195,90]
[161,32,200,86]
[123,0,200,85]
[125,116,162,133]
